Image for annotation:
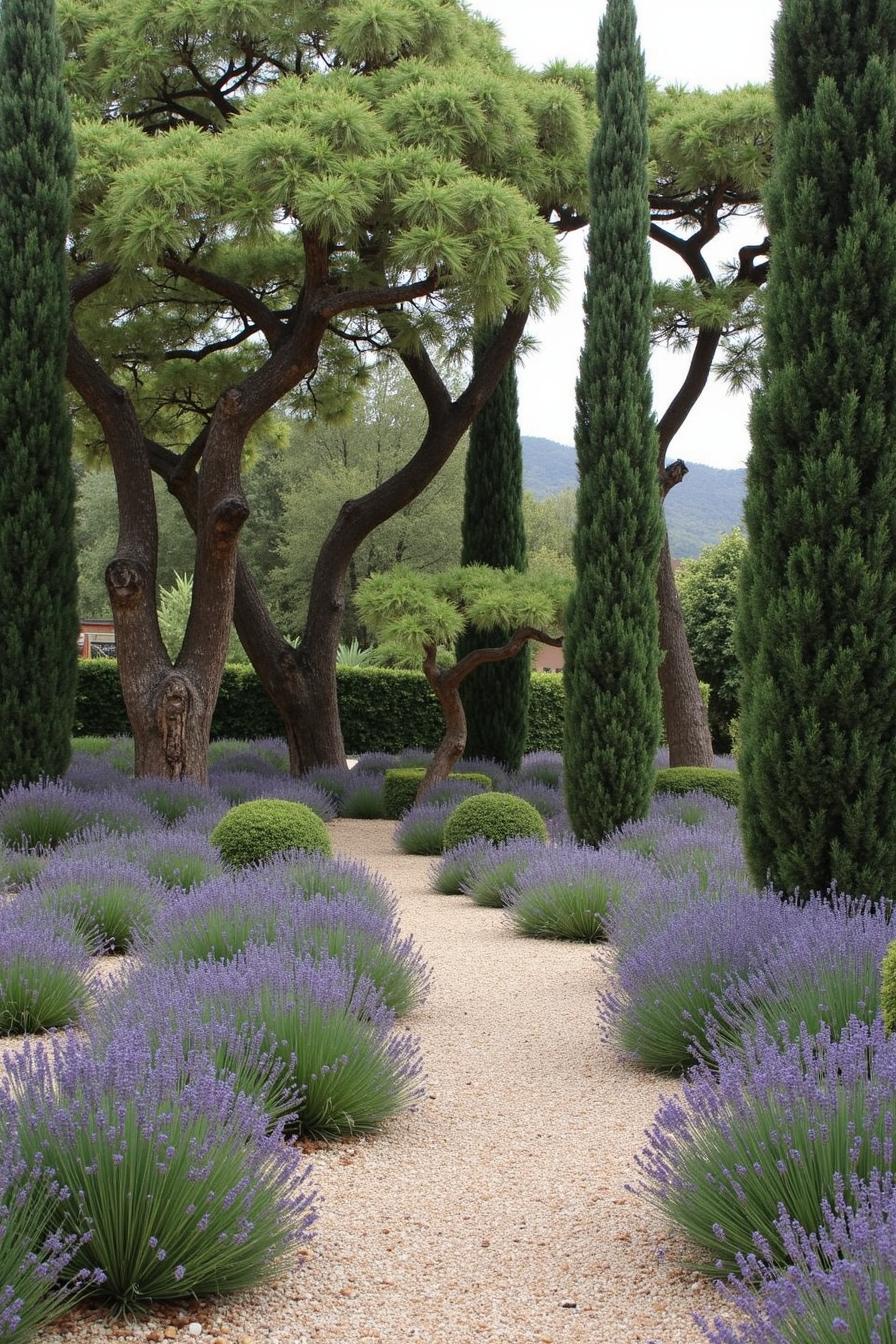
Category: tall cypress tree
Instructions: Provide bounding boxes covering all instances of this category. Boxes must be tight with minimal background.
[563,0,663,846]
[456,326,530,770]
[0,0,78,789]
[738,0,896,899]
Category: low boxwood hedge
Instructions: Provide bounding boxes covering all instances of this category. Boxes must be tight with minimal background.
[654,766,740,808]
[383,769,493,820]
[75,661,565,754]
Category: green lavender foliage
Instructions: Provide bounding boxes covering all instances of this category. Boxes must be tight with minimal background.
[0,0,78,789]
[737,0,896,898]
[457,326,530,770]
[563,0,663,845]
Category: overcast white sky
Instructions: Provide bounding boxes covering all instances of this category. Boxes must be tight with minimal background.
[473,0,781,469]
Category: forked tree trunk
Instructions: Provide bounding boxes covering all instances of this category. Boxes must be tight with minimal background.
[417,629,563,801]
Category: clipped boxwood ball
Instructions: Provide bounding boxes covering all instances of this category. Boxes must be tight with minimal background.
[211,799,332,867]
[443,792,548,850]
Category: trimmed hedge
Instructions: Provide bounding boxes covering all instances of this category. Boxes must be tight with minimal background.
[443,793,548,849]
[211,800,332,867]
[883,942,896,1035]
[75,662,566,753]
[654,766,741,808]
[383,769,493,820]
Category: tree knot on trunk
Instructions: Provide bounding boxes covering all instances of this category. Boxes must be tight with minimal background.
[219,387,243,417]
[105,558,147,605]
[661,459,689,495]
[211,495,250,545]
[156,674,193,780]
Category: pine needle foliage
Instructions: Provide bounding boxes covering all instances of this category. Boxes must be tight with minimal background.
[457,324,530,770]
[0,0,78,789]
[563,0,663,846]
[737,0,896,899]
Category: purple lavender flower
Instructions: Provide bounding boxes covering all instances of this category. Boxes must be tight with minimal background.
[209,769,337,820]
[395,802,453,856]
[21,854,162,952]
[457,758,510,791]
[145,872,429,1015]
[0,844,46,890]
[601,887,803,1071]
[339,771,387,819]
[0,1086,105,1338]
[0,781,97,851]
[207,738,286,776]
[131,777,222,826]
[516,752,564,789]
[80,828,224,890]
[431,838,498,895]
[460,836,552,908]
[699,1171,896,1343]
[98,946,425,1139]
[504,843,639,941]
[0,905,94,1033]
[707,891,894,1057]
[507,780,568,820]
[637,1016,896,1276]
[5,1031,316,1309]
[261,851,397,918]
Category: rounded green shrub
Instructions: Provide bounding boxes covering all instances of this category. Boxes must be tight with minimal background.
[443,792,547,849]
[211,800,331,868]
[383,767,492,819]
[653,767,740,808]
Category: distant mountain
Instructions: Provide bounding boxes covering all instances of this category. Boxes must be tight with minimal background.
[521,435,746,559]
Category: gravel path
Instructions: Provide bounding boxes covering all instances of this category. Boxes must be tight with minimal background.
[48,820,722,1344]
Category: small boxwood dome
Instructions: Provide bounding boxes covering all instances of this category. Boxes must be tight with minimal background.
[443,792,548,849]
[211,799,331,868]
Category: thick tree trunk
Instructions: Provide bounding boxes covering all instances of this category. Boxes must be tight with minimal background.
[657,533,714,767]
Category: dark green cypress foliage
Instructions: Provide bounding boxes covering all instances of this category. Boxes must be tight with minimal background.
[738,0,896,899]
[0,0,78,788]
[456,326,530,771]
[563,0,663,846]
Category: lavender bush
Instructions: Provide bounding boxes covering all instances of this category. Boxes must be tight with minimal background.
[7,1034,316,1311]
[146,876,429,1016]
[351,753,398,775]
[431,838,498,895]
[339,772,387,820]
[0,846,45,890]
[602,889,802,1072]
[0,782,96,851]
[0,909,94,1033]
[208,770,336,821]
[132,777,220,826]
[462,837,548,908]
[457,758,510,791]
[507,780,567,821]
[116,830,224,890]
[707,893,893,1057]
[504,845,628,942]
[0,1088,104,1341]
[22,855,162,953]
[264,852,397,919]
[207,739,286,775]
[516,752,564,788]
[638,1017,896,1276]
[395,802,453,856]
[101,948,424,1139]
[699,1172,896,1344]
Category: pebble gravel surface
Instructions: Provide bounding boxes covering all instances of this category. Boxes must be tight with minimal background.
[45,819,723,1344]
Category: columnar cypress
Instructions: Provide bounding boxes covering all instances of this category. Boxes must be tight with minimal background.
[738,0,896,899]
[0,0,78,788]
[456,326,529,771]
[563,0,663,846]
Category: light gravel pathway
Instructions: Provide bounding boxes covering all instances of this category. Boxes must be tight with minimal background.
[49,821,723,1344]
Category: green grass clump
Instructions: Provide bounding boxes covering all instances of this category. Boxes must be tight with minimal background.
[211,800,331,868]
[443,792,547,849]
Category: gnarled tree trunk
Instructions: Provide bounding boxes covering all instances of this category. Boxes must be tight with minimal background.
[656,532,714,767]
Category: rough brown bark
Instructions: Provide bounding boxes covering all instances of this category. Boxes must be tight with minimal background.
[651,231,769,765]
[417,627,563,800]
[152,309,532,773]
